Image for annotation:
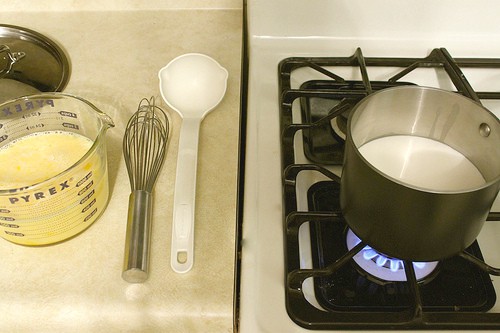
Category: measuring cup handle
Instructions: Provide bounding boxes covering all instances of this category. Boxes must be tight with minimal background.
[171,117,201,273]
[122,190,153,283]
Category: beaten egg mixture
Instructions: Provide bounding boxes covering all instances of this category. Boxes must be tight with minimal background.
[0,131,93,189]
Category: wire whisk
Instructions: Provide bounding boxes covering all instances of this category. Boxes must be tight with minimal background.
[122,97,169,283]
[124,97,169,191]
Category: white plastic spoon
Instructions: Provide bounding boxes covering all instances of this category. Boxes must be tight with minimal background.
[159,53,228,273]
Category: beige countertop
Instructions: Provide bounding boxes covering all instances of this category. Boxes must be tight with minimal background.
[0,5,242,333]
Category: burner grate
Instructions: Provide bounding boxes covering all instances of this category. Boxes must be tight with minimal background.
[279,47,500,166]
[279,47,500,329]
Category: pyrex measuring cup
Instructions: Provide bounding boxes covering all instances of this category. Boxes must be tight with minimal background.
[0,93,114,245]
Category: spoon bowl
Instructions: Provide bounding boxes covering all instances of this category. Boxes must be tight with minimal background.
[159,53,228,117]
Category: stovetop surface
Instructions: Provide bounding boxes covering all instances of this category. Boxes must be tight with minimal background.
[239,1,500,332]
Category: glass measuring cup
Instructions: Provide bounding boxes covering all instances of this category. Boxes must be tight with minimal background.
[0,93,114,245]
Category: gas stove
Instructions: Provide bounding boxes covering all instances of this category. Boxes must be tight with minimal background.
[238,1,500,332]
[279,48,500,330]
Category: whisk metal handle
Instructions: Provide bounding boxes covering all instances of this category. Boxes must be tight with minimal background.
[122,190,153,283]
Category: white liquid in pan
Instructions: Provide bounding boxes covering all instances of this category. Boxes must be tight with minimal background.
[358,135,486,191]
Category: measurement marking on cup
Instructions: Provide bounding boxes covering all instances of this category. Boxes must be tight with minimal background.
[77,180,94,196]
[0,222,19,228]
[59,111,77,118]
[80,189,95,204]
[26,123,45,131]
[22,112,41,119]
[76,172,92,187]
[82,198,96,213]
[4,231,24,237]
[63,123,79,130]
[84,208,97,222]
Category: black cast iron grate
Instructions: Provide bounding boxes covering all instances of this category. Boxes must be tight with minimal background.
[279,47,500,330]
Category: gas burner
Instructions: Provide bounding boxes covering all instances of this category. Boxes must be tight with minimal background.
[346,229,438,283]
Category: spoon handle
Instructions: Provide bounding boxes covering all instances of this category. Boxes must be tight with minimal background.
[171,117,201,273]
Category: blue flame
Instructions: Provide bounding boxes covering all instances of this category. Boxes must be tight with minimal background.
[352,233,428,272]
[346,229,438,282]
[360,244,429,272]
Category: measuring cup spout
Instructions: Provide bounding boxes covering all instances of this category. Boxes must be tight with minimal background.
[99,113,115,129]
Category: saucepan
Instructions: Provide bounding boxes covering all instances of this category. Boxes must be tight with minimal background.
[340,86,500,261]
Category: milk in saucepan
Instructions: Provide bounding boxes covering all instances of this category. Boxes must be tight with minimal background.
[358,135,486,191]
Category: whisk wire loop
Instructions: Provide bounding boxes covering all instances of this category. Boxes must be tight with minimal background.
[123,97,169,192]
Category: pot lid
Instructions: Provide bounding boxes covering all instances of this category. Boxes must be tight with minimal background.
[0,24,70,92]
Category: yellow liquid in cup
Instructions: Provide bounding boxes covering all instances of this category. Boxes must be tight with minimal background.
[0,131,93,188]
[0,131,109,245]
